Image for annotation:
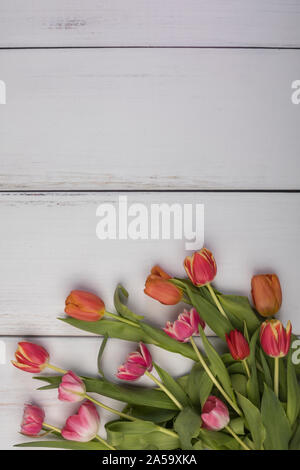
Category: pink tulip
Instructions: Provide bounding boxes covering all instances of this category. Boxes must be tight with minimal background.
[116,342,153,381]
[21,404,45,436]
[58,371,86,402]
[260,319,292,358]
[62,401,100,442]
[163,307,205,342]
[184,248,217,287]
[201,396,230,431]
[12,342,49,373]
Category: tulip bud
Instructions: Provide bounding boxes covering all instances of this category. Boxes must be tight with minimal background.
[62,401,100,442]
[251,274,282,317]
[163,307,205,342]
[184,248,217,287]
[144,265,183,305]
[65,290,105,322]
[117,342,153,381]
[12,342,49,373]
[201,396,230,431]
[21,404,45,436]
[58,371,86,402]
[225,330,250,361]
[260,319,292,358]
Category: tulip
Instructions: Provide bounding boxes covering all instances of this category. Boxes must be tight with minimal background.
[144,265,183,305]
[260,319,291,359]
[184,248,217,287]
[201,396,230,431]
[117,342,153,381]
[12,342,49,373]
[21,404,45,436]
[251,274,282,317]
[58,371,86,402]
[65,290,105,322]
[164,307,205,342]
[260,319,292,397]
[225,330,250,361]
[62,401,100,443]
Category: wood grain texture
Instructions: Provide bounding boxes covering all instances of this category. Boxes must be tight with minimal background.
[0,335,223,450]
[1,0,300,48]
[0,192,299,336]
[1,48,300,190]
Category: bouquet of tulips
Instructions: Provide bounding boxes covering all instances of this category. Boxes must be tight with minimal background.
[13,248,300,450]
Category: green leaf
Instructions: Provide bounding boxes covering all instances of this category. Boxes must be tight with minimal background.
[289,421,300,450]
[140,323,197,361]
[60,317,155,344]
[114,284,144,322]
[187,363,214,408]
[199,429,239,450]
[287,349,300,427]
[261,384,292,450]
[15,439,108,450]
[154,363,190,407]
[218,295,261,335]
[259,349,273,388]
[184,284,233,340]
[97,334,108,377]
[246,328,260,407]
[229,417,245,435]
[174,407,201,449]
[105,420,180,450]
[35,375,179,410]
[237,392,265,450]
[125,404,177,423]
[279,356,287,402]
[230,374,247,396]
[198,325,236,403]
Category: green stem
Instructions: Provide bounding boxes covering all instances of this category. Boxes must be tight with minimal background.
[46,363,67,374]
[145,371,183,410]
[242,359,251,379]
[274,357,279,398]
[104,311,139,328]
[43,422,61,434]
[225,425,251,451]
[207,283,228,319]
[190,337,242,416]
[95,434,116,450]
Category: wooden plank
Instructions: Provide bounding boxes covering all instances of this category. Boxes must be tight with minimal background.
[0,192,298,336]
[0,335,221,449]
[0,48,300,190]
[1,1,300,48]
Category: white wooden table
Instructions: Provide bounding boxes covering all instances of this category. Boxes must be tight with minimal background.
[0,1,299,450]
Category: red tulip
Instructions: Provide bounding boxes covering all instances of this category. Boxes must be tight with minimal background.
[65,290,105,322]
[12,342,49,373]
[184,248,217,287]
[58,371,86,403]
[117,342,153,381]
[164,307,205,342]
[251,274,282,317]
[21,404,45,436]
[201,396,230,431]
[225,330,250,361]
[62,401,100,442]
[260,319,292,358]
[144,265,183,305]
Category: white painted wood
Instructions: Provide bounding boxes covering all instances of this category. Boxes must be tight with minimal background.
[1,1,300,48]
[0,192,298,336]
[1,49,300,190]
[1,335,224,450]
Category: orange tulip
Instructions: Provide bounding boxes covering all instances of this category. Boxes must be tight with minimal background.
[184,248,217,287]
[65,290,105,322]
[251,274,282,317]
[144,266,183,305]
